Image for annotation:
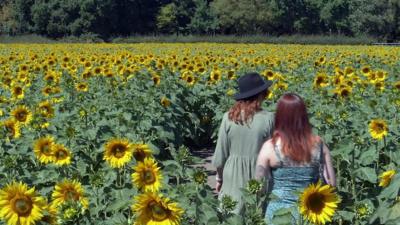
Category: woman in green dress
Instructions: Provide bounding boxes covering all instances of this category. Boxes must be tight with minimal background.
[212,72,274,214]
[255,93,336,224]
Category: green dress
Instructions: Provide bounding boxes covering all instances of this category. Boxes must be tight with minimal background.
[212,109,274,214]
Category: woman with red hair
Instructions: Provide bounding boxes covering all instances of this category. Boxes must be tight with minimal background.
[212,72,274,214]
[256,93,336,224]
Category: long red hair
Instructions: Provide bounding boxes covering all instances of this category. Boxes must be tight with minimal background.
[272,93,314,163]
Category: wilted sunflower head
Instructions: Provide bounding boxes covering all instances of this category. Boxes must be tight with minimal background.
[378,170,396,187]
[368,119,388,140]
[51,179,89,210]
[299,182,340,225]
[131,157,163,192]
[132,192,183,225]
[0,181,47,225]
[53,144,72,166]
[132,143,153,162]
[11,105,32,125]
[33,136,56,164]
[103,138,133,168]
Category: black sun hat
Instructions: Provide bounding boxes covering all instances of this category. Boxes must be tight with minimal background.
[234,72,272,100]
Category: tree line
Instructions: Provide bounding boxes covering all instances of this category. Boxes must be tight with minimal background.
[0,0,399,41]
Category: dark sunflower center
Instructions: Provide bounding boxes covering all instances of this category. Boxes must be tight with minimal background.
[149,201,169,221]
[112,144,127,158]
[5,123,16,135]
[187,77,193,83]
[316,77,324,85]
[12,196,33,216]
[133,150,146,162]
[142,169,156,184]
[374,123,385,133]
[56,149,68,160]
[65,189,80,201]
[306,192,325,214]
[41,106,50,114]
[40,142,52,155]
[340,89,349,97]
[14,87,22,95]
[16,111,27,121]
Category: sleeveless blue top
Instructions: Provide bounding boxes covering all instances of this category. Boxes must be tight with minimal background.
[265,142,323,224]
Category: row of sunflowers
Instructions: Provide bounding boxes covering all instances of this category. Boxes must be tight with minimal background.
[0,43,399,224]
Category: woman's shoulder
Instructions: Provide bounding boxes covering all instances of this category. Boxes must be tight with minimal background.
[256,109,274,118]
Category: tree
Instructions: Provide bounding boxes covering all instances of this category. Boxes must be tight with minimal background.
[211,0,280,34]
[187,0,219,34]
[349,0,400,40]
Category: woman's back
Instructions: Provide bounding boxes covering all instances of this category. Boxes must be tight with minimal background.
[265,140,323,224]
[212,110,274,213]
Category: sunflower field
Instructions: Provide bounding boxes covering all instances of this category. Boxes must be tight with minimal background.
[0,43,399,225]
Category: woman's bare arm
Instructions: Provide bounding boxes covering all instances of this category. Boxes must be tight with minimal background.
[323,144,336,186]
[256,141,273,192]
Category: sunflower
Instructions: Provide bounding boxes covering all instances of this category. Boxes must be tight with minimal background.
[227,70,236,80]
[210,69,222,82]
[368,119,388,140]
[11,106,32,125]
[378,170,396,187]
[334,86,352,98]
[394,81,400,90]
[0,181,47,225]
[132,143,153,162]
[185,73,196,86]
[227,89,235,96]
[161,97,171,107]
[2,119,21,139]
[53,144,72,166]
[299,182,340,225]
[103,138,133,168]
[132,157,163,192]
[40,203,58,225]
[51,180,89,210]
[42,86,53,96]
[152,75,161,85]
[12,85,24,99]
[38,101,55,118]
[75,82,88,92]
[33,136,56,164]
[313,73,329,88]
[361,66,371,75]
[374,81,385,91]
[132,192,183,225]
[262,70,275,80]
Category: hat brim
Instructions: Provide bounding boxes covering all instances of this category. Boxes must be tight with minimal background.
[234,80,272,100]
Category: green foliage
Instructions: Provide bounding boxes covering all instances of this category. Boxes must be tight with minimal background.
[0,0,399,40]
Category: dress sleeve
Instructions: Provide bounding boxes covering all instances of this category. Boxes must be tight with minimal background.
[212,113,229,169]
